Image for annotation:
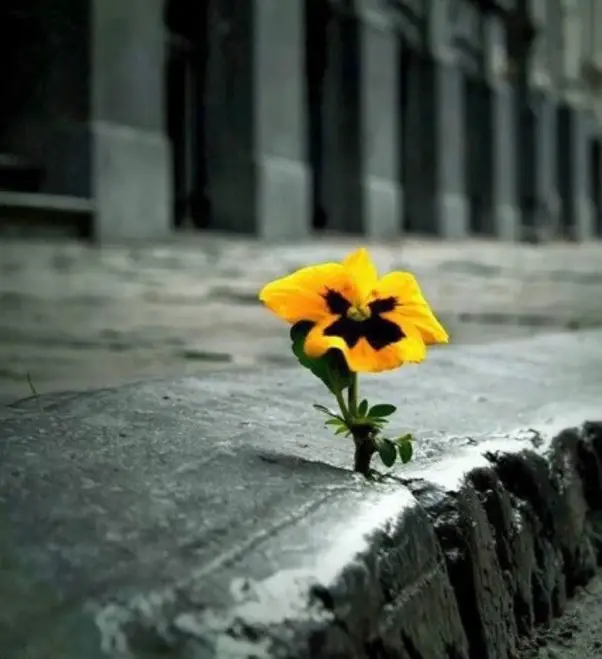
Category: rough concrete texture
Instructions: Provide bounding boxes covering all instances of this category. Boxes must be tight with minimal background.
[518,573,602,658]
[0,330,601,658]
[2,235,602,402]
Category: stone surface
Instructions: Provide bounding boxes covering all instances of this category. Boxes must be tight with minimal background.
[3,235,602,403]
[0,331,601,657]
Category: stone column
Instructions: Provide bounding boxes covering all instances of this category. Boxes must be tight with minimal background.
[557,107,595,240]
[358,3,403,238]
[204,0,310,239]
[90,0,171,241]
[482,7,519,240]
[556,0,595,240]
[514,0,560,241]
[406,0,468,237]
[321,1,401,238]
[590,121,601,238]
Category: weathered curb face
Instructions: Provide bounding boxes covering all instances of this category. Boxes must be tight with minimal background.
[0,331,601,658]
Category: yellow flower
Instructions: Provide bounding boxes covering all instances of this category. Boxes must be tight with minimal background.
[259,248,449,373]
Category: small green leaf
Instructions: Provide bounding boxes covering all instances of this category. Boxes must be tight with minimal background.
[367,417,388,428]
[377,438,397,468]
[357,399,369,417]
[397,439,413,464]
[396,432,414,443]
[325,418,345,427]
[335,426,350,436]
[312,404,339,418]
[369,404,397,419]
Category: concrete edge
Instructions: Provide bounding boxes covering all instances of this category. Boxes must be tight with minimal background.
[84,419,602,659]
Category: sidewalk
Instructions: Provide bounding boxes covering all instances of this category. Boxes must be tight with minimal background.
[1,233,602,402]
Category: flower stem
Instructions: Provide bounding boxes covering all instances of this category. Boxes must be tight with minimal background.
[327,370,350,423]
[333,387,350,423]
[348,373,358,419]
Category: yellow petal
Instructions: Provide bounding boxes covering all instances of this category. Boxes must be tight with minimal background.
[375,272,449,345]
[344,332,426,373]
[303,315,348,359]
[259,263,352,324]
[342,248,379,305]
[304,317,426,373]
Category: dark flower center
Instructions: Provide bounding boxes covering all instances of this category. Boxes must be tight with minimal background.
[323,289,404,350]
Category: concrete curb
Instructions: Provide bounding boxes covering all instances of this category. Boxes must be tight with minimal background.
[1,332,602,658]
[89,423,602,659]
[4,428,600,659]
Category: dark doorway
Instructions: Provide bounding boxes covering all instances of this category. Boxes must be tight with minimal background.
[164,0,208,229]
[304,0,330,230]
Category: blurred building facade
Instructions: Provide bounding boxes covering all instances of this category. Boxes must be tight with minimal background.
[1,0,602,242]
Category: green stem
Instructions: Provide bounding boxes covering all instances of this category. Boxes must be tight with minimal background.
[348,373,358,419]
[334,388,349,422]
[328,371,350,423]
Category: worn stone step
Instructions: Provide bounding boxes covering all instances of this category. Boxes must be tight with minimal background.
[0,330,601,658]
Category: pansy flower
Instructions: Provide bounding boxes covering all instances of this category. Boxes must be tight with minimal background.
[259,248,448,373]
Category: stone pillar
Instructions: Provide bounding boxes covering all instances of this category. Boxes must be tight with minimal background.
[358,3,403,238]
[482,7,520,240]
[515,0,560,241]
[405,0,468,237]
[204,0,310,239]
[91,0,171,241]
[557,107,595,240]
[556,0,595,240]
[595,136,602,237]
[321,1,401,238]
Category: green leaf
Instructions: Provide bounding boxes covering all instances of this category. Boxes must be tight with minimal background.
[377,438,397,468]
[357,399,369,417]
[368,417,388,428]
[312,403,340,418]
[325,418,346,427]
[369,403,397,419]
[397,438,414,464]
[396,433,414,443]
[335,426,350,436]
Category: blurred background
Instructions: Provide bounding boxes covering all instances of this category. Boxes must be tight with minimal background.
[1,0,602,403]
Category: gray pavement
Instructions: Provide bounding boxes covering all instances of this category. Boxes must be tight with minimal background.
[1,234,602,403]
